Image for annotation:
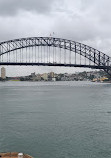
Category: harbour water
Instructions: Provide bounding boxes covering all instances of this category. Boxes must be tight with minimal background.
[0,81,111,158]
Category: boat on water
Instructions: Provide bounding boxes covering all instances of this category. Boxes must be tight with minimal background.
[0,152,33,158]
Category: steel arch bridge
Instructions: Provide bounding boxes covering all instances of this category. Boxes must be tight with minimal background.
[0,37,111,75]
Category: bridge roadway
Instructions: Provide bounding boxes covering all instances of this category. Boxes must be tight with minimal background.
[0,62,110,70]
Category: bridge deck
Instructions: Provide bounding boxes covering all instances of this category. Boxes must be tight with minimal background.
[0,62,109,70]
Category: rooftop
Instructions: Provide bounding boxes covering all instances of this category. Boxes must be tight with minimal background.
[0,152,33,158]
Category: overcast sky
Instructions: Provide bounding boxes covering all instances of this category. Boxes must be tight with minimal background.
[0,0,111,76]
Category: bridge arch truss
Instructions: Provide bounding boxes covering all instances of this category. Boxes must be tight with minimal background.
[0,37,111,73]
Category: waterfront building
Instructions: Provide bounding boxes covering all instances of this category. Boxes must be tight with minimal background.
[1,67,6,79]
[36,74,41,81]
[52,77,56,81]
[31,72,36,77]
[49,72,55,78]
[41,73,48,81]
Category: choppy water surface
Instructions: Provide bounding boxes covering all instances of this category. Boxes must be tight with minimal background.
[0,81,111,158]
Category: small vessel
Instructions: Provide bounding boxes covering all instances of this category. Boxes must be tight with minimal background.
[0,152,33,158]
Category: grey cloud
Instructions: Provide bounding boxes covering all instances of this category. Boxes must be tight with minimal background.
[0,0,56,16]
[0,0,111,54]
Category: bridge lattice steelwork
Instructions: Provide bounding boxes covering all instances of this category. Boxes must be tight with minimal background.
[0,37,111,74]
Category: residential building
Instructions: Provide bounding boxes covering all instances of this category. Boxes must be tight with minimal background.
[41,73,48,81]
